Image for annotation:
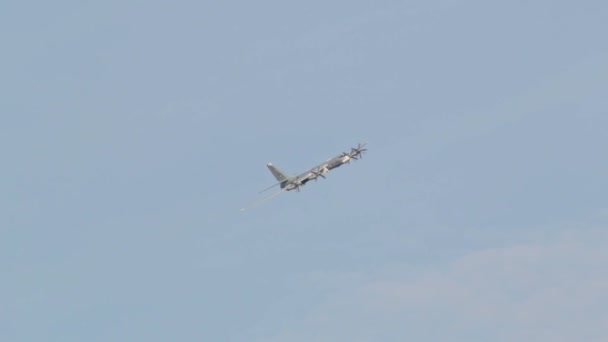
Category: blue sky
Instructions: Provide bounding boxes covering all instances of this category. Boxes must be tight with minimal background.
[2,0,607,341]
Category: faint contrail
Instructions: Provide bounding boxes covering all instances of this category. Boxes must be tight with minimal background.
[240,187,288,212]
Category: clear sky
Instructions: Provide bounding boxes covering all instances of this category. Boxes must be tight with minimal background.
[2,0,608,341]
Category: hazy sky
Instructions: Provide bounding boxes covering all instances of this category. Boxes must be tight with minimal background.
[2,0,607,341]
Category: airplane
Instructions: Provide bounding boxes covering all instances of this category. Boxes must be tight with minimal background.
[240,143,367,211]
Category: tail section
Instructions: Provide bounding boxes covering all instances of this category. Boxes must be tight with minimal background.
[267,163,289,182]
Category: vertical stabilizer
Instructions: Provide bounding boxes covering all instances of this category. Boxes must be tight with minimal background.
[267,163,289,183]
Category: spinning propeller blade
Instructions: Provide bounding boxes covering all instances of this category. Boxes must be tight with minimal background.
[350,142,367,160]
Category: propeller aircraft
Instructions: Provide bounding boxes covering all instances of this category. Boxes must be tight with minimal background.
[240,143,367,211]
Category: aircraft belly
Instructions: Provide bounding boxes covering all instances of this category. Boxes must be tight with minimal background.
[327,161,342,170]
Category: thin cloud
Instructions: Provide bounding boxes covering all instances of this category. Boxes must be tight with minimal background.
[259,224,608,342]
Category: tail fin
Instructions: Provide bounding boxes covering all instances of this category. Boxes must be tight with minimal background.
[267,163,289,182]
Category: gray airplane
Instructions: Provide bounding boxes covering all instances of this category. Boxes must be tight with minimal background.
[240,143,367,211]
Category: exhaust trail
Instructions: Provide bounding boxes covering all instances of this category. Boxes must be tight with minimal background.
[240,187,288,212]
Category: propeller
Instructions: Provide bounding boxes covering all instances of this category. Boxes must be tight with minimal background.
[350,143,367,160]
[311,168,326,180]
[291,176,302,192]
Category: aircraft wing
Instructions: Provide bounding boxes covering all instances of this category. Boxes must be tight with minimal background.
[294,159,335,184]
